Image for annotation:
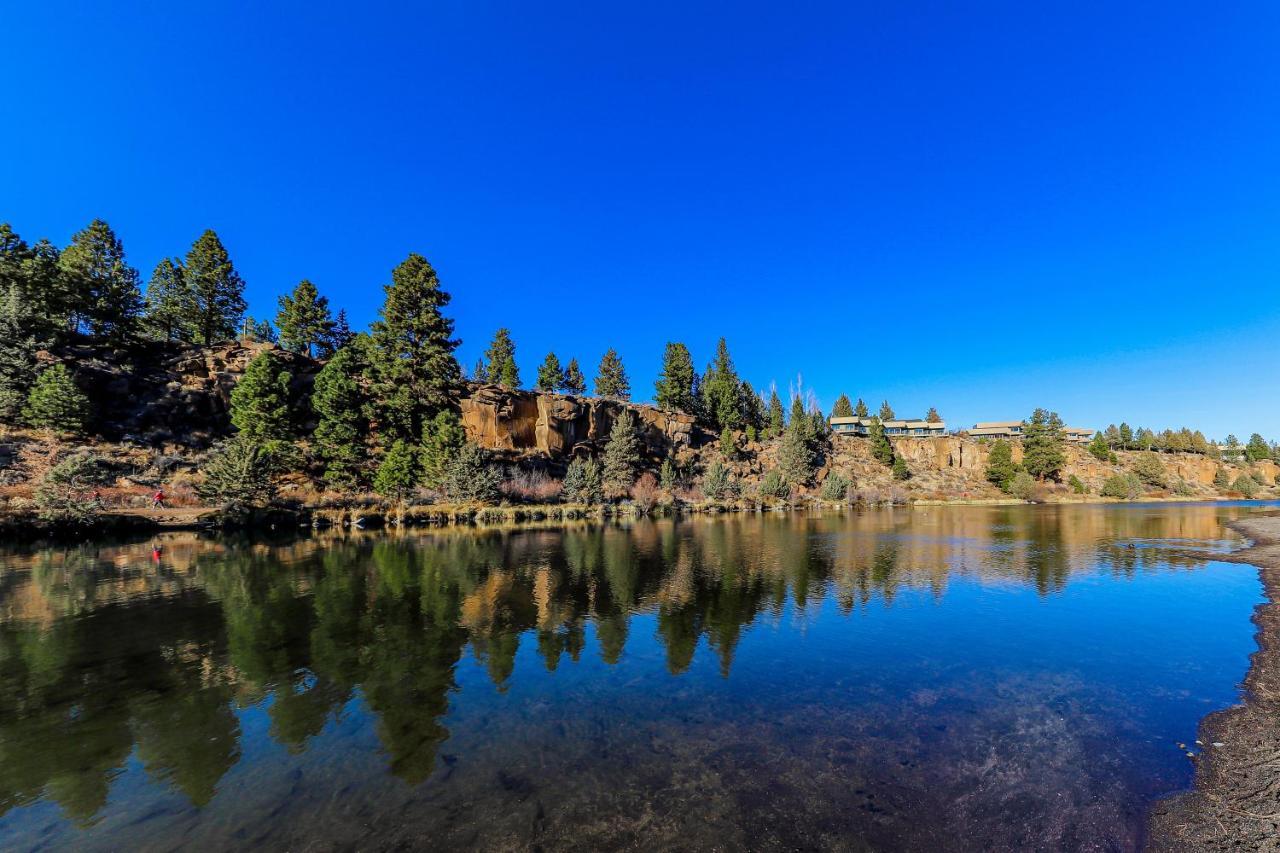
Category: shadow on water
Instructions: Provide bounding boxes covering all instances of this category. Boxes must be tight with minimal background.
[0,502,1274,850]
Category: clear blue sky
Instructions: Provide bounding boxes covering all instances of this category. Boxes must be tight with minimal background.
[3,2,1278,438]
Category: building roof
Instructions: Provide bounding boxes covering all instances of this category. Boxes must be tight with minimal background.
[829,416,873,425]
[883,419,946,429]
[972,420,1024,429]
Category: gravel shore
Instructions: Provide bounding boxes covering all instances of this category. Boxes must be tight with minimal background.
[1148,513,1280,851]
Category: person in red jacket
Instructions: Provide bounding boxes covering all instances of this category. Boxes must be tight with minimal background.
[152,489,165,509]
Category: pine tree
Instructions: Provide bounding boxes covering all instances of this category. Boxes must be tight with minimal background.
[1087,431,1110,462]
[198,436,280,513]
[602,409,641,496]
[26,239,69,337]
[323,309,355,356]
[1245,433,1271,462]
[421,409,466,488]
[1022,408,1066,481]
[767,388,785,437]
[229,351,294,441]
[59,219,142,340]
[473,358,489,383]
[563,457,603,504]
[441,443,502,502]
[739,381,765,433]
[719,425,736,458]
[368,253,462,441]
[484,328,520,387]
[594,349,630,399]
[0,224,29,296]
[985,439,1016,490]
[869,417,894,465]
[561,358,586,394]
[831,394,854,418]
[374,440,419,502]
[536,352,565,392]
[699,338,742,430]
[778,421,816,487]
[654,342,696,413]
[878,400,895,420]
[242,316,278,343]
[853,398,869,418]
[1213,467,1231,490]
[925,407,942,423]
[1132,452,1167,487]
[184,230,246,345]
[144,258,194,342]
[659,455,679,491]
[276,279,333,357]
[0,287,38,421]
[311,340,371,489]
[24,364,90,434]
[892,455,911,480]
[1118,422,1134,449]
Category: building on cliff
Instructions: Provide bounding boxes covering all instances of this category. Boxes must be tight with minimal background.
[968,421,1093,443]
[830,416,947,438]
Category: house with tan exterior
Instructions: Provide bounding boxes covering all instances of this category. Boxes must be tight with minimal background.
[830,416,947,438]
[968,421,1093,443]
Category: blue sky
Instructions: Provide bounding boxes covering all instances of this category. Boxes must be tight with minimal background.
[3,2,1278,438]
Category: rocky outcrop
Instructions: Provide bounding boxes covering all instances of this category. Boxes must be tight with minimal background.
[459,384,697,460]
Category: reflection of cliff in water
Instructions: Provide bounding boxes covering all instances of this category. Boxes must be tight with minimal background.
[0,503,1256,822]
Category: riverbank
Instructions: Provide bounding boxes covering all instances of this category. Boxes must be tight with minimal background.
[1148,512,1280,851]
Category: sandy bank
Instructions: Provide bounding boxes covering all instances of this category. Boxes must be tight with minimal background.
[1148,512,1280,851]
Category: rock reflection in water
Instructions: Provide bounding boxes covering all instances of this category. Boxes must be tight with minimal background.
[0,503,1269,851]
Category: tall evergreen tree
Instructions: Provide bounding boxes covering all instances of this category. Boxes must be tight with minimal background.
[700,338,742,430]
[0,287,38,421]
[778,421,817,487]
[276,279,333,357]
[854,398,869,418]
[144,258,194,342]
[869,417,894,466]
[323,308,356,356]
[368,253,462,441]
[374,440,419,502]
[472,358,489,383]
[21,238,68,336]
[830,394,854,418]
[985,439,1017,490]
[311,339,371,489]
[24,364,90,434]
[229,351,294,441]
[535,352,565,392]
[59,219,142,340]
[602,409,641,495]
[739,381,766,433]
[184,230,246,345]
[1087,431,1110,462]
[0,224,29,295]
[767,388,785,437]
[484,328,520,387]
[925,407,942,423]
[878,400,895,420]
[1118,422,1134,449]
[1022,408,1066,481]
[421,409,466,488]
[654,342,697,413]
[594,349,630,399]
[1245,432,1271,462]
[562,358,586,394]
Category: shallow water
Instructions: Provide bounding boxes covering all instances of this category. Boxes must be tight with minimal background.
[0,502,1274,851]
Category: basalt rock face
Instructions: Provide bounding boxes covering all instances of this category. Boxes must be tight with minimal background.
[458,384,697,460]
[41,339,319,449]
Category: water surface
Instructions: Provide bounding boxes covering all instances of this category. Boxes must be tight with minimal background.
[0,503,1273,851]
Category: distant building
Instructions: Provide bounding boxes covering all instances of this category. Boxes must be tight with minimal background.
[830,416,947,438]
[968,421,1093,444]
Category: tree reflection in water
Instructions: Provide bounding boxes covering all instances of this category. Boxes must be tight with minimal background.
[0,502,1267,846]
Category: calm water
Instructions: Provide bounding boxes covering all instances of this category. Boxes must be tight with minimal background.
[0,503,1274,851]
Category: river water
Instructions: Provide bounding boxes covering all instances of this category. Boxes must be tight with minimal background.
[0,502,1274,851]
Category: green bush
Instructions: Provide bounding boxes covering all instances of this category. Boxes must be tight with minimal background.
[24,364,90,434]
[35,453,111,523]
[1008,472,1039,501]
[442,443,502,503]
[1131,452,1167,488]
[374,440,419,502]
[892,455,911,481]
[1101,473,1142,499]
[198,437,282,513]
[820,471,850,501]
[759,469,790,499]
[563,456,603,504]
[1066,474,1087,494]
[1232,474,1259,498]
[702,460,731,500]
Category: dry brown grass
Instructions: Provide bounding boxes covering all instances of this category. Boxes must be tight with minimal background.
[500,470,563,503]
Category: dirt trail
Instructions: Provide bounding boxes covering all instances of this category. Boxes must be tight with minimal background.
[1148,513,1280,851]
[102,506,214,528]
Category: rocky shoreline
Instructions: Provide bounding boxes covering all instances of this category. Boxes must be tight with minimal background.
[1148,512,1280,851]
